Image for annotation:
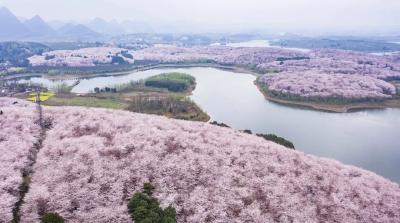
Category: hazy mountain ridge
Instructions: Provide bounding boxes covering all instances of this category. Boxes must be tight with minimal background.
[0,6,30,39]
[0,6,155,41]
[23,15,56,37]
[86,17,126,35]
[0,7,103,41]
[57,23,103,41]
[1,6,399,47]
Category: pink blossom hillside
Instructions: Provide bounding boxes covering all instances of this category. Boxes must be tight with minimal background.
[259,71,396,99]
[0,98,41,222]
[13,104,400,222]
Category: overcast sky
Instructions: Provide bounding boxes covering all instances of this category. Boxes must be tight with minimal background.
[1,0,399,34]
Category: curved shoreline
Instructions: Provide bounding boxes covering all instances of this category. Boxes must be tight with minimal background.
[1,63,261,81]
[255,82,400,113]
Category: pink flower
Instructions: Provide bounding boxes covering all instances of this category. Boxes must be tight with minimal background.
[0,99,395,223]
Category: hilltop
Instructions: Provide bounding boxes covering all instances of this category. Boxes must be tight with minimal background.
[0,7,102,41]
[0,98,399,222]
[0,7,29,39]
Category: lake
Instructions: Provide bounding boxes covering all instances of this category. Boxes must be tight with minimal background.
[15,67,400,182]
[226,40,270,47]
[222,40,311,52]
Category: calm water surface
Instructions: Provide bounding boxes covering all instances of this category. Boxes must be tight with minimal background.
[226,40,270,47]
[17,67,400,182]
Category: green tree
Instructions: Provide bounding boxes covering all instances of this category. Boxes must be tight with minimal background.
[128,183,177,223]
[256,134,295,149]
[41,212,65,223]
[143,182,155,196]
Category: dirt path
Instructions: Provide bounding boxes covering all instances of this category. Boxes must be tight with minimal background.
[12,95,50,223]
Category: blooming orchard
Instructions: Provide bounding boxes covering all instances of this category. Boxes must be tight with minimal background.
[0,99,393,222]
[132,46,307,67]
[260,71,396,99]
[0,98,40,222]
[29,47,134,67]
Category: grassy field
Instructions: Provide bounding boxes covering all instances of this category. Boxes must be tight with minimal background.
[44,95,130,109]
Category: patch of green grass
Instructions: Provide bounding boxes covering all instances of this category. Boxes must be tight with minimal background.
[44,96,129,109]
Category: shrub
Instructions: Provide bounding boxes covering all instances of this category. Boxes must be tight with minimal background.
[256,134,295,149]
[51,83,72,94]
[45,55,55,60]
[121,51,133,59]
[242,129,252,134]
[41,212,65,223]
[128,183,177,223]
[111,56,126,64]
[209,121,230,128]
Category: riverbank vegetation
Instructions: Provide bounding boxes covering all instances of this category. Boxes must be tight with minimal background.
[32,73,209,122]
[127,95,209,121]
[41,93,208,122]
[145,72,196,92]
[211,120,295,149]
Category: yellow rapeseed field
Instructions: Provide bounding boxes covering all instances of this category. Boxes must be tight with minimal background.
[27,92,55,102]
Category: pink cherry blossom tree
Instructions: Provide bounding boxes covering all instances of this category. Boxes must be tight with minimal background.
[0,98,40,222]
[0,102,391,223]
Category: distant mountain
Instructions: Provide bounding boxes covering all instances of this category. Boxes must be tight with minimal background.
[24,15,56,37]
[17,16,28,22]
[0,7,104,41]
[0,7,30,40]
[47,20,68,30]
[57,23,103,41]
[120,20,154,34]
[87,18,125,35]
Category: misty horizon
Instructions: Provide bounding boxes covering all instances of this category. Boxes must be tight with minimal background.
[0,0,400,36]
